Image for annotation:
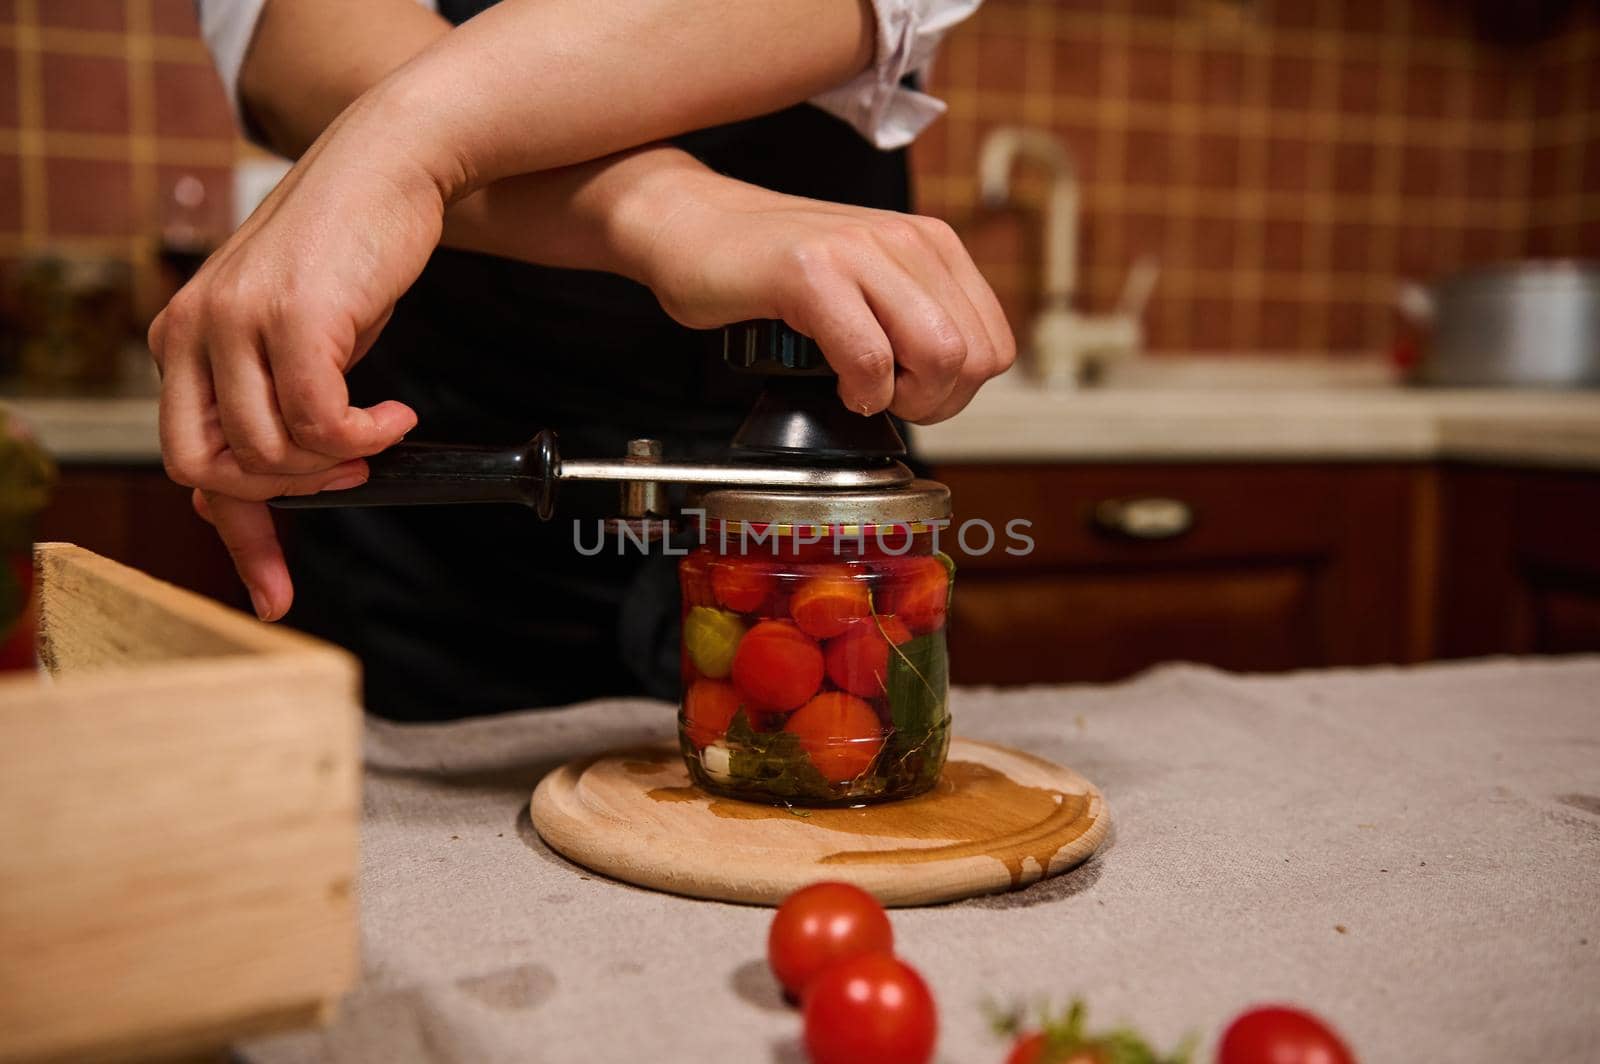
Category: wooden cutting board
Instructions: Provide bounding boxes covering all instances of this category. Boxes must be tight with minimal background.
[529,738,1109,907]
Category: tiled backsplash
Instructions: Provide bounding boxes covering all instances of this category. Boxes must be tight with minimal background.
[1,0,1596,355]
[915,0,1600,353]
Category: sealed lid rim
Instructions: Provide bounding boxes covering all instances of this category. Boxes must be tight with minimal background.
[696,478,950,527]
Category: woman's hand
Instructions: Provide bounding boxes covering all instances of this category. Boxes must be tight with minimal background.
[149,104,441,620]
[611,160,1015,424]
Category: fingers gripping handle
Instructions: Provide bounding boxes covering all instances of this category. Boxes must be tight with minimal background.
[269,430,559,518]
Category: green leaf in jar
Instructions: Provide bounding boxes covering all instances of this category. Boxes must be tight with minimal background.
[884,631,948,739]
[721,709,835,800]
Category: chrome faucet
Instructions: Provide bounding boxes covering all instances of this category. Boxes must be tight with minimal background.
[978,127,1157,387]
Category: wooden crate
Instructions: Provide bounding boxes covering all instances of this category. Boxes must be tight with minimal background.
[0,545,361,1063]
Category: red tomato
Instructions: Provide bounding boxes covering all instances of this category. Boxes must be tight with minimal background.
[789,567,873,639]
[711,556,776,613]
[1004,1031,1046,1064]
[1218,1006,1354,1064]
[731,619,824,711]
[767,882,893,998]
[785,691,884,782]
[803,952,937,1064]
[879,555,948,634]
[682,680,742,748]
[824,615,912,698]
[679,551,716,608]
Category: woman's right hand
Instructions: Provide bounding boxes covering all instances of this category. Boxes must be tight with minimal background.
[611,158,1016,425]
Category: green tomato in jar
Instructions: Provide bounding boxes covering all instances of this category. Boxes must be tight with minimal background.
[684,606,746,679]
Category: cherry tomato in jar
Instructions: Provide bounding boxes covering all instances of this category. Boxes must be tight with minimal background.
[732,619,824,711]
[767,881,893,998]
[824,615,912,698]
[682,679,744,749]
[711,556,777,614]
[785,691,884,782]
[803,952,937,1064]
[879,555,949,634]
[683,605,745,679]
[1218,1006,1354,1064]
[789,566,873,639]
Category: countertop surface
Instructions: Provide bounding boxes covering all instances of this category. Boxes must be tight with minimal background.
[241,657,1600,1064]
[8,383,1600,469]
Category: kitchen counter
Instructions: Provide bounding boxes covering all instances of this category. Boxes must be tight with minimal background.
[241,657,1600,1064]
[911,380,1600,469]
[8,385,1600,469]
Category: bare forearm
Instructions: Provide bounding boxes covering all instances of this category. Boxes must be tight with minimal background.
[239,0,870,279]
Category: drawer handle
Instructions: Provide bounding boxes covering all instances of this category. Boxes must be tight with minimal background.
[1089,496,1194,541]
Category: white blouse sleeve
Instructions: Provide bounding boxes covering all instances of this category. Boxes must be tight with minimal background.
[196,0,972,150]
[809,0,982,151]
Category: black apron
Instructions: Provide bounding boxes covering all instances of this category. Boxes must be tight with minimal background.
[282,0,914,720]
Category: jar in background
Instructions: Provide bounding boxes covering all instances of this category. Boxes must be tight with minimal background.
[0,410,56,670]
[677,481,952,806]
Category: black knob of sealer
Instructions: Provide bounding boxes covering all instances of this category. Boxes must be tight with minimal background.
[723,320,830,375]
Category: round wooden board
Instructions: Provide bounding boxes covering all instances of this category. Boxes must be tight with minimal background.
[529,738,1110,907]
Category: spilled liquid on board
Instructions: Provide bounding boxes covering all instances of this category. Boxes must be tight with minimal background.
[647,760,1096,886]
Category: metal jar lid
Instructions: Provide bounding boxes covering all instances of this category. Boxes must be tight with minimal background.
[695,478,950,529]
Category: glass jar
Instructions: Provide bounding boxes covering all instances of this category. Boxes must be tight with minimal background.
[677,481,952,807]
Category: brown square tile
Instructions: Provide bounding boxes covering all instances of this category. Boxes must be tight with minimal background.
[1394,222,1442,278]
[1335,2,1388,33]
[1327,300,1376,353]
[1400,145,1442,198]
[1468,64,1517,122]
[977,33,1028,94]
[1259,299,1303,350]
[1262,218,1306,270]
[1405,63,1452,121]
[38,0,124,30]
[0,153,21,233]
[1265,137,1311,192]
[1188,297,1238,350]
[1196,48,1245,107]
[1531,60,1569,120]
[151,0,202,37]
[1126,43,1174,103]
[41,53,130,135]
[1461,146,1511,200]
[0,47,17,129]
[1526,143,1562,200]
[1124,129,1173,187]
[1337,59,1383,113]
[44,156,134,236]
[1123,211,1169,257]
[1329,221,1374,273]
[153,60,235,139]
[1577,219,1600,259]
[1525,223,1560,259]
[1460,226,1511,264]
[1053,33,1103,99]
[1583,136,1600,193]
[1190,215,1239,270]
[1268,54,1315,111]
[1145,299,1183,351]
[1192,133,1241,188]
[1055,123,1100,179]
[1265,0,1317,30]
[1331,141,1378,195]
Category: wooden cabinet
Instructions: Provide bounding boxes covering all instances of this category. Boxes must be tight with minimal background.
[33,460,1600,686]
[35,466,248,611]
[933,461,1600,686]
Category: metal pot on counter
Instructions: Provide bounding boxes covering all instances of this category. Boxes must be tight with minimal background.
[1402,260,1600,388]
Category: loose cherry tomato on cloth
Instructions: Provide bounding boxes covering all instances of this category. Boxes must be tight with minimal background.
[712,556,776,613]
[824,615,912,698]
[790,566,873,639]
[785,691,884,782]
[803,952,937,1064]
[683,680,743,748]
[1003,1031,1048,1064]
[732,619,824,711]
[879,555,949,634]
[1218,1006,1353,1064]
[767,881,892,998]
